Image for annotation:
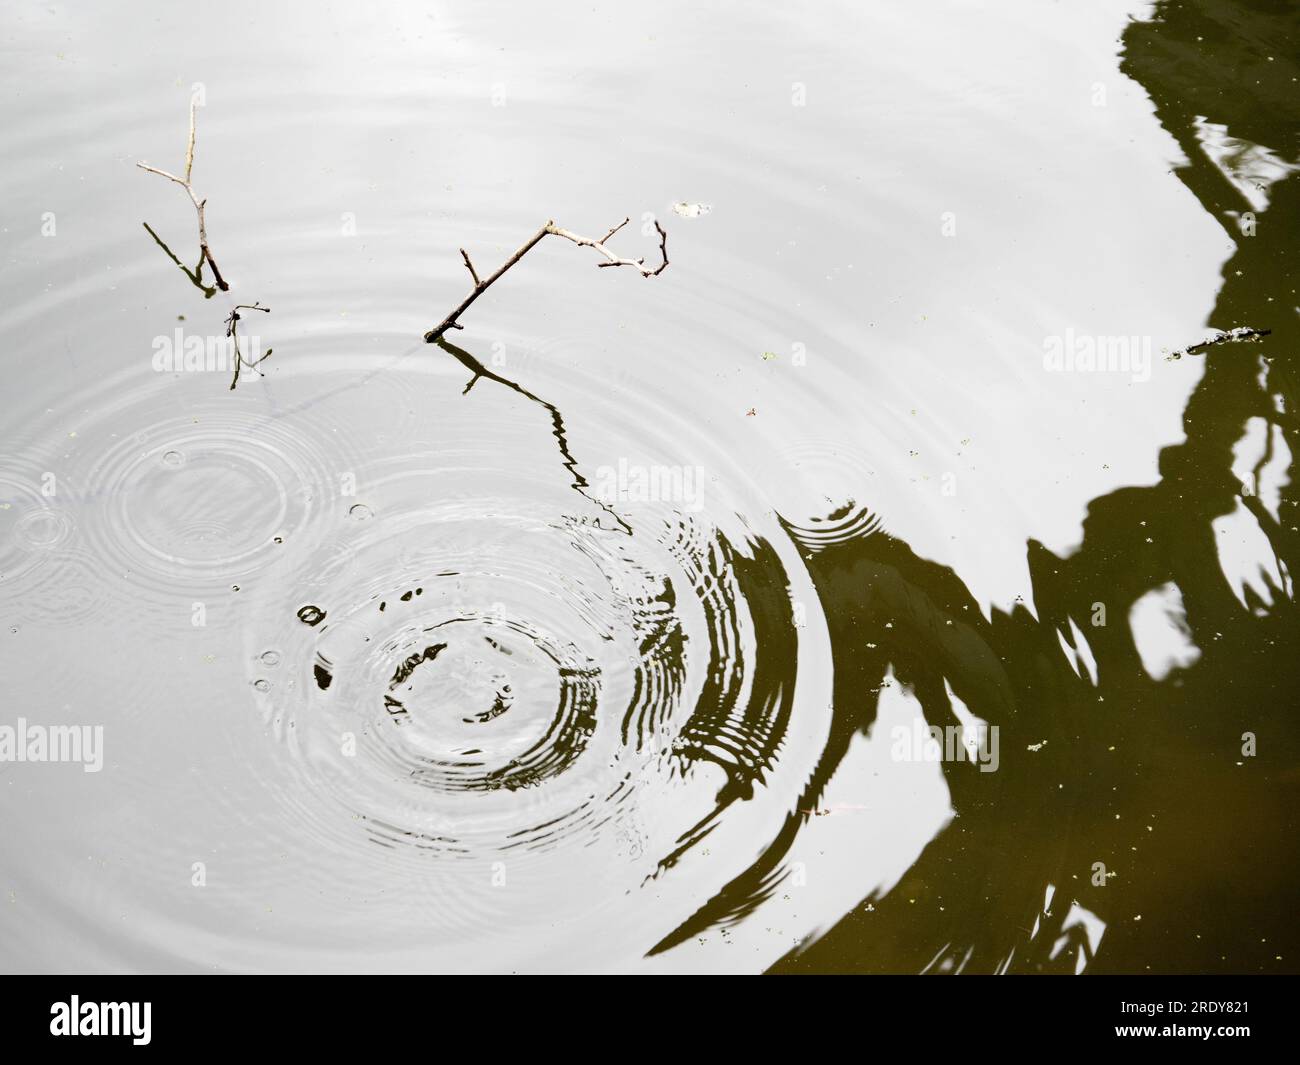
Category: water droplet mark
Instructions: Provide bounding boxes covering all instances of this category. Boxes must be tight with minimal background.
[297,604,326,627]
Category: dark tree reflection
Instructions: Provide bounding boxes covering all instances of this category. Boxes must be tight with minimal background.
[767,0,1299,973]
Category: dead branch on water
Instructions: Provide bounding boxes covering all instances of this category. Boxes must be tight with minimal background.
[425,218,669,343]
[136,98,229,291]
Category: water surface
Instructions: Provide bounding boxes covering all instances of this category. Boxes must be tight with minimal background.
[0,0,1296,973]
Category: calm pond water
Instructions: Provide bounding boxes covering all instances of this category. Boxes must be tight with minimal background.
[0,0,1296,973]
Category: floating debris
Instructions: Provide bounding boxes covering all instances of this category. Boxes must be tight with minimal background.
[672,201,712,218]
[1165,326,1271,361]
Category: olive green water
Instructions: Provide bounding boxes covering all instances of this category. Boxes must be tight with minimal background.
[0,0,1296,973]
[772,1,1300,974]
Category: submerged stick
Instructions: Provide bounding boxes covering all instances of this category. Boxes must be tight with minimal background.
[424,217,669,343]
[136,98,229,291]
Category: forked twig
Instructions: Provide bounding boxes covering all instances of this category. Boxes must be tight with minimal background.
[425,217,669,343]
[225,303,273,390]
[549,217,669,274]
[138,104,672,393]
[136,98,229,291]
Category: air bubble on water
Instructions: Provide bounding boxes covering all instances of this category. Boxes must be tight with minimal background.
[348,503,374,521]
[253,678,271,692]
[260,650,281,667]
[161,450,185,468]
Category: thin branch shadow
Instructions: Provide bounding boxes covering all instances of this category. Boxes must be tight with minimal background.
[141,222,218,298]
[434,336,632,536]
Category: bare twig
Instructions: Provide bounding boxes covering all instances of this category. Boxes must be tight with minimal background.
[225,302,272,390]
[549,218,669,275]
[136,99,229,291]
[459,248,481,287]
[424,217,669,343]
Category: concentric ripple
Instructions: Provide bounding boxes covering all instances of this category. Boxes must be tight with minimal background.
[251,496,795,852]
[1,471,68,577]
[0,465,112,627]
[0,367,369,628]
[785,502,886,552]
[240,378,836,948]
[80,411,337,605]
